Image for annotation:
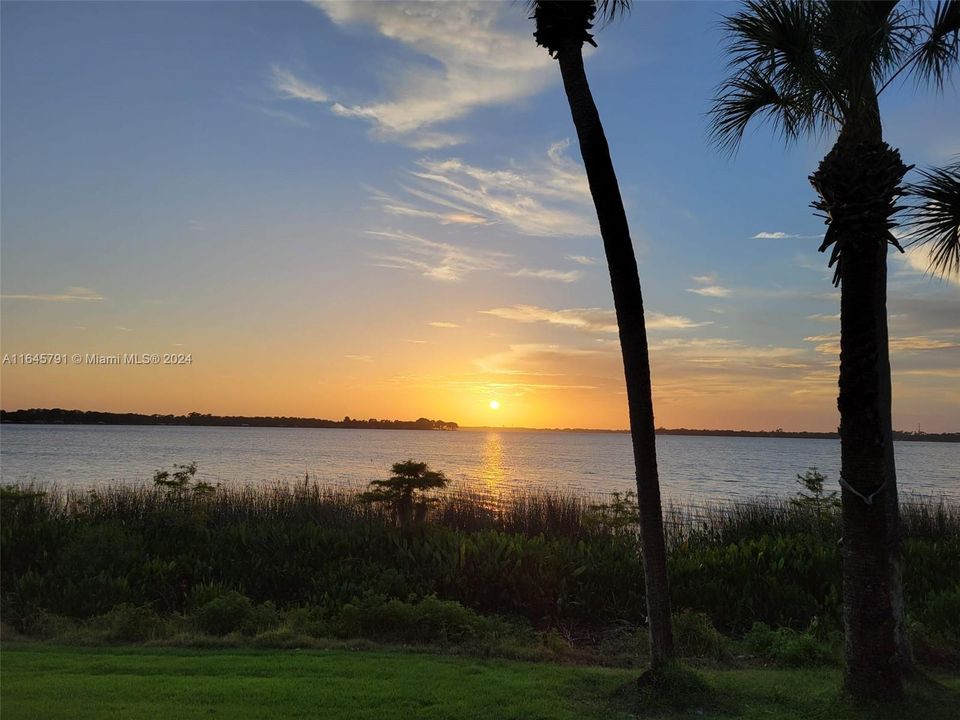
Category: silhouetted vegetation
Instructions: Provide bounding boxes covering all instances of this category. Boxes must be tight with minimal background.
[530,0,676,665]
[358,460,449,532]
[710,0,960,699]
[0,408,458,431]
[2,479,956,668]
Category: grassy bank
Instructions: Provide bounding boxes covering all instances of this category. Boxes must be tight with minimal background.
[2,644,959,720]
[2,482,958,666]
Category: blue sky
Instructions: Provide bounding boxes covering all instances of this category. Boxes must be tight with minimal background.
[1,1,958,431]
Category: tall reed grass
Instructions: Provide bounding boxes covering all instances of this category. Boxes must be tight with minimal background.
[2,482,957,637]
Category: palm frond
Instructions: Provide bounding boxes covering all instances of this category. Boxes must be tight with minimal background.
[820,1,917,108]
[723,1,823,87]
[912,0,960,89]
[710,66,814,153]
[594,0,632,27]
[904,160,960,278]
[711,1,838,153]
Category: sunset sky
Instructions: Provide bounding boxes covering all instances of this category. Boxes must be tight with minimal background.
[2,1,958,432]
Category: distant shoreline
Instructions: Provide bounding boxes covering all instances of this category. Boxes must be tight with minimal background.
[463,426,959,442]
[1,408,957,442]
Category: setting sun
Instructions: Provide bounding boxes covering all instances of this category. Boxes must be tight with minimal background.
[489,400,501,411]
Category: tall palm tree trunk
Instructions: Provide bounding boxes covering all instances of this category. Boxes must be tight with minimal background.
[811,132,909,698]
[556,42,674,666]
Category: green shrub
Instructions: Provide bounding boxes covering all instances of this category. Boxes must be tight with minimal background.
[22,611,77,641]
[94,603,165,642]
[283,606,330,638]
[743,622,835,667]
[187,582,233,611]
[908,619,960,669]
[672,611,727,659]
[193,592,277,636]
[918,587,960,638]
[334,595,514,645]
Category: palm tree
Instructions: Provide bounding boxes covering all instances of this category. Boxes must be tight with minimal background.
[528,0,674,666]
[710,0,959,699]
[905,160,960,277]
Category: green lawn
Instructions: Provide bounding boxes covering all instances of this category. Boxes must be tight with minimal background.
[1,644,958,719]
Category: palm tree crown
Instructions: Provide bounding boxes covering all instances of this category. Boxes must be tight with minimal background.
[529,0,630,55]
[711,1,959,283]
[711,1,959,152]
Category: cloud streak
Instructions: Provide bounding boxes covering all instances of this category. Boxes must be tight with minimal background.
[275,1,555,148]
[270,66,328,103]
[401,141,596,236]
[481,304,709,333]
[687,285,732,298]
[1,287,104,302]
[752,231,822,240]
[507,268,582,283]
[368,230,506,282]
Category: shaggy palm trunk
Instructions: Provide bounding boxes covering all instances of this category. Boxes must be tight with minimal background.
[556,43,674,666]
[810,127,908,699]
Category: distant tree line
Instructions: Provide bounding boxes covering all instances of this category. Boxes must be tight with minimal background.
[0,409,458,431]
[655,428,960,443]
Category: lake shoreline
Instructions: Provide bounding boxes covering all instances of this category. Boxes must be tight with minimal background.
[2,417,956,442]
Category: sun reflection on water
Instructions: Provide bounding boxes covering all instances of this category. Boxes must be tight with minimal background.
[480,432,506,493]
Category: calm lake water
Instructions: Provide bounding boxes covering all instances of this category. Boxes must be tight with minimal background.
[1,425,957,502]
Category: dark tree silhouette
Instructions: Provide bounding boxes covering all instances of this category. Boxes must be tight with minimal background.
[359,460,449,532]
[905,159,960,277]
[528,0,674,666]
[710,0,959,699]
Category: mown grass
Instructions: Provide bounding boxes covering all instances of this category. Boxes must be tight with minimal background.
[1,644,958,720]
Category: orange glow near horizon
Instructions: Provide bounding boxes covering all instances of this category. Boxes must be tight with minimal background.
[1,338,956,432]
[1,276,957,433]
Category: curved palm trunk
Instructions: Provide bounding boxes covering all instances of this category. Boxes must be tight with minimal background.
[811,130,908,699]
[556,43,674,666]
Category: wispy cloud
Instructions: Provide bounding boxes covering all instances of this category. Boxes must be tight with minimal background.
[482,305,618,333]
[428,321,460,328]
[649,337,806,365]
[804,333,957,355]
[275,1,554,148]
[1,287,104,302]
[752,231,821,240]
[507,268,582,283]
[373,191,488,226]
[566,254,599,265]
[475,343,602,381]
[394,140,596,236]
[687,274,732,298]
[647,313,714,330]
[687,285,732,298]
[270,65,328,103]
[894,243,960,286]
[890,336,959,352]
[481,305,709,333]
[803,334,840,355]
[246,101,309,128]
[368,230,506,282]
